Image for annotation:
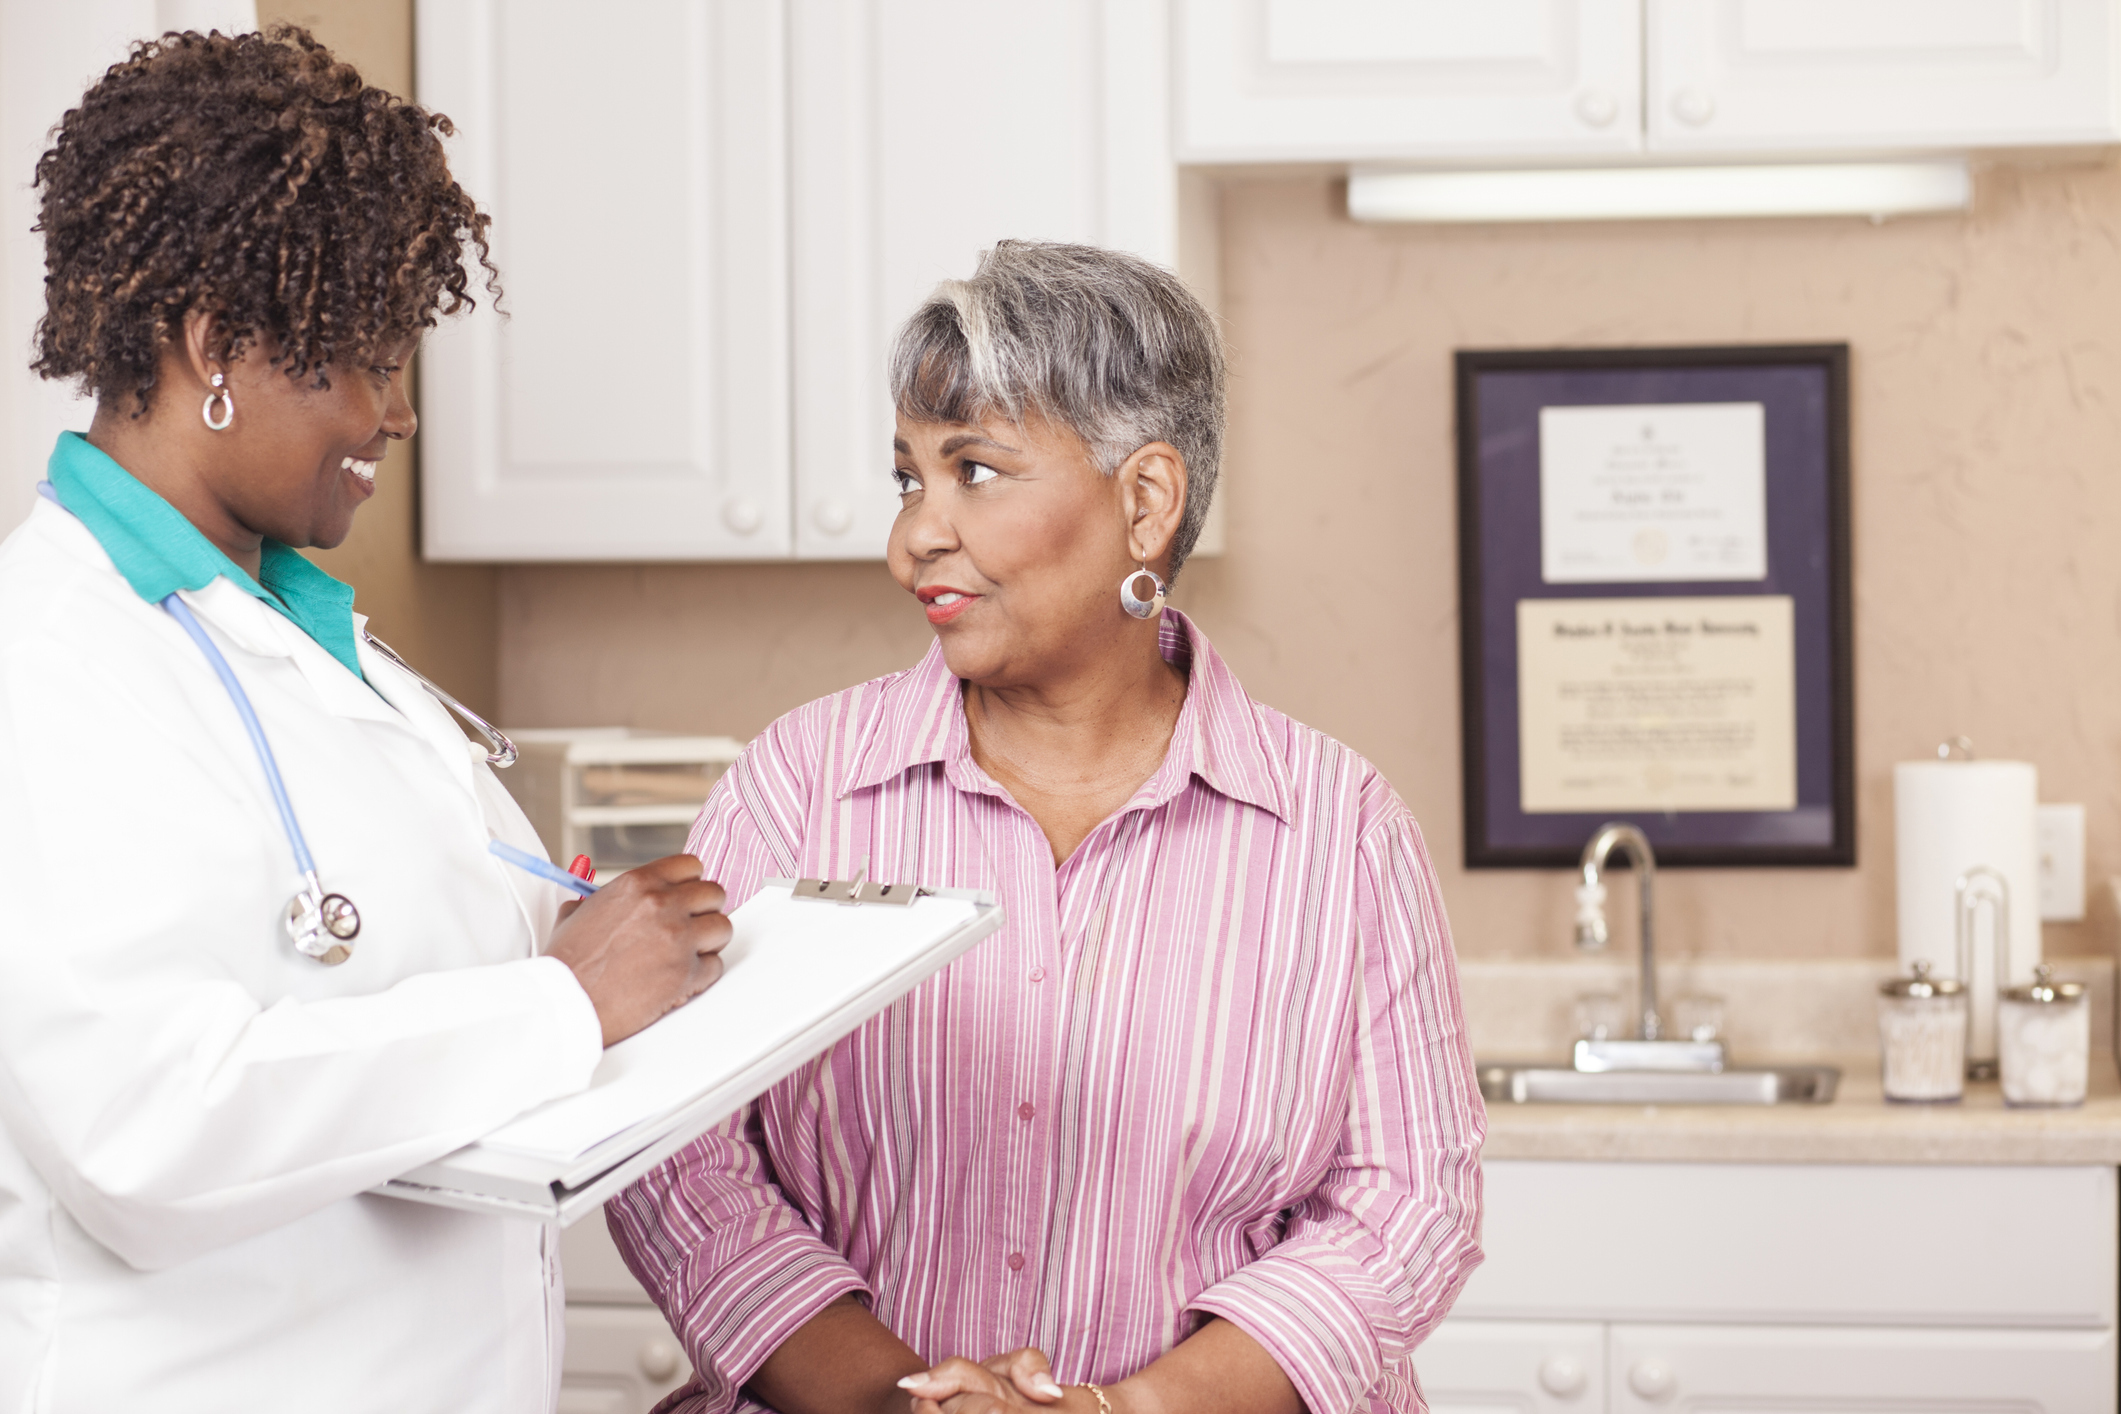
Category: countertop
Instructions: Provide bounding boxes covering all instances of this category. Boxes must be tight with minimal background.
[1482,1053,2121,1165]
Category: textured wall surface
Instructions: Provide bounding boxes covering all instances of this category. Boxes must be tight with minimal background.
[502,166,2121,961]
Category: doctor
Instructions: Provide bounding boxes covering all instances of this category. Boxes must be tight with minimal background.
[0,26,731,1413]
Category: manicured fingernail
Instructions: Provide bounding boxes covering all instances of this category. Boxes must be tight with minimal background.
[897,1375,928,1389]
[1034,1375,1066,1397]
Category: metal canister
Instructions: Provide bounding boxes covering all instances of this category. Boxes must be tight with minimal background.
[1999,963,2089,1108]
[1878,960,1967,1103]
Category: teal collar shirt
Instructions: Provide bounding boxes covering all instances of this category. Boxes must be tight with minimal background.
[44,431,366,680]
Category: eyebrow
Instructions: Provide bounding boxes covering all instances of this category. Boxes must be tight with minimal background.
[937,433,1021,457]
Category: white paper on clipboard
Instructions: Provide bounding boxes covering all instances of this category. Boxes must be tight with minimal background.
[371,878,1002,1224]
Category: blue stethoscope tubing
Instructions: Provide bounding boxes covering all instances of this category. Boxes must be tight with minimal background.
[162,593,318,880]
[160,592,363,963]
[36,478,520,965]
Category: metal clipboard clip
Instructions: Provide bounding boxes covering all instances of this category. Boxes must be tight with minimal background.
[790,867,928,907]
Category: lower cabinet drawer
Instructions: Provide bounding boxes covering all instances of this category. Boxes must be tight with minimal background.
[1607,1323,2115,1412]
[1416,1318,1605,1412]
[1460,1162,2116,1328]
[559,1304,694,1414]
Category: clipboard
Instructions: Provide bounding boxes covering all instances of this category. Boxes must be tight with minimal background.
[371,876,1003,1225]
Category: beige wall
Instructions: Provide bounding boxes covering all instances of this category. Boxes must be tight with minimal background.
[505,163,2121,963]
[260,0,501,715]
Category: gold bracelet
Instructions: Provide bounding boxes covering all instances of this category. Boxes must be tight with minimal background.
[1078,1385,1113,1414]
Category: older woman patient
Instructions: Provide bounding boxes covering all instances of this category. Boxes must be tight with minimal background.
[611,240,1484,1414]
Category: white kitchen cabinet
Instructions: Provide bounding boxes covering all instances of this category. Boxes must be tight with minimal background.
[416,0,1181,563]
[1176,0,1645,164]
[1608,1323,2113,1411]
[1416,1319,1605,1412]
[787,0,1181,559]
[560,1214,692,1414]
[416,0,791,561]
[1414,1161,2118,1410]
[558,1304,692,1414]
[1185,0,2121,166]
[1646,0,2121,154]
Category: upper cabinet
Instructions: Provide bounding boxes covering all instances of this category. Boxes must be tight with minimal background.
[1177,0,1646,163]
[418,0,2121,563]
[417,0,792,561]
[1647,0,2121,154]
[786,0,1178,560]
[417,0,1178,563]
[1181,0,2121,165]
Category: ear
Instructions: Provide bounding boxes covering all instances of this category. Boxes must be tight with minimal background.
[1118,441,1189,571]
[177,307,226,391]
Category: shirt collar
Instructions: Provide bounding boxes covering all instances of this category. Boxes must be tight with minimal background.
[839,607,1290,824]
[45,431,366,681]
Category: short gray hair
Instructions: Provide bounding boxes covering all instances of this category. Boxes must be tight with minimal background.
[887,239,1226,581]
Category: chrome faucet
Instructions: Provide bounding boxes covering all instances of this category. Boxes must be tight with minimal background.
[1575,822,1662,1042]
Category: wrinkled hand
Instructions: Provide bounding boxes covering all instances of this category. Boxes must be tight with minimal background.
[897,1348,1090,1413]
[544,853,732,1045]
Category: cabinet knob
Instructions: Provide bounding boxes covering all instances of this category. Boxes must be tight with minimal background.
[1573,89,1618,129]
[1669,88,1715,127]
[721,497,764,536]
[1538,1354,1588,1397]
[638,1340,682,1382]
[812,497,855,535]
[1628,1357,1676,1401]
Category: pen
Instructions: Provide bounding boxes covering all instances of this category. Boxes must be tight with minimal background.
[489,838,599,896]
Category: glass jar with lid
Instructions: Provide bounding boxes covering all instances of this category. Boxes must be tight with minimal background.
[1878,960,1967,1103]
[1999,963,2089,1108]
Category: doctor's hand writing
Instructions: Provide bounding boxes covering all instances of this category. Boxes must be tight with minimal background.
[544,854,732,1046]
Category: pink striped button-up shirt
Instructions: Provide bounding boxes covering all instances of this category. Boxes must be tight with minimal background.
[609,610,1485,1414]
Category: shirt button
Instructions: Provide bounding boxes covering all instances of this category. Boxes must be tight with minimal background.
[1007,1252,1026,1272]
[1028,967,1046,983]
[1017,1101,1036,1121]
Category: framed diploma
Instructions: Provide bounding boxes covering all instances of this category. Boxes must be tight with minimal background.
[1455,345,1853,868]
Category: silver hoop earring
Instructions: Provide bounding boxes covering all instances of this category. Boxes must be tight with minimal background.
[1118,564,1166,620]
[202,373,233,431]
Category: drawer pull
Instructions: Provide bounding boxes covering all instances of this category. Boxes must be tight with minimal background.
[1538,1354,1588,1397]
[1628,1357,1676,1401]
[639,1341,682,1382]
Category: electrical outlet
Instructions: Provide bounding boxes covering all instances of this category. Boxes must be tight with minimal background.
[2037,803,2086,922]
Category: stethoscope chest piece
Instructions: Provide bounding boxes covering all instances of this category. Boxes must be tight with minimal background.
[286,881,361,966]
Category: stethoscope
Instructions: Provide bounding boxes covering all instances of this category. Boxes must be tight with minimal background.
[38,481,516,966]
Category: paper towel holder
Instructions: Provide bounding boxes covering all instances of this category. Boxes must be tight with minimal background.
[1955,864,2011,1079]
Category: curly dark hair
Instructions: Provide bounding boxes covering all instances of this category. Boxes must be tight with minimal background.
[31,24,497,414]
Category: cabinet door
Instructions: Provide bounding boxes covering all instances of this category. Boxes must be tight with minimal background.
[1609,1323,2115,1411]
[1457,1161,2116,1330]
[1416,1319,1606,1413]
[1176,0,1643,163]
[1647,0,2121,153]
[559,1304,693,1414]
[787,0,1179,560]
[416,0,792,560]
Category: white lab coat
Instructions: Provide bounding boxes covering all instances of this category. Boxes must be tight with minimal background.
[0,498,607,1412]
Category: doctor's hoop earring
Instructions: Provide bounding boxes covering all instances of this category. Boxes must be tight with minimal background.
[202,373,233,431]
[1119,564,1166,619]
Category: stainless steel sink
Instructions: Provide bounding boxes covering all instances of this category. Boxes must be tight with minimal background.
[1479,1062,1840,1106]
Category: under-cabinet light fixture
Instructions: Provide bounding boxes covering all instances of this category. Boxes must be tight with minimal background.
[1347,160,1972,224]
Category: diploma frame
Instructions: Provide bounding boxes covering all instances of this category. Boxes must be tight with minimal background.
[1455,344,1854,868]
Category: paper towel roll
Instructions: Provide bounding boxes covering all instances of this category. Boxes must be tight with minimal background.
[1894,758,2041,1066]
